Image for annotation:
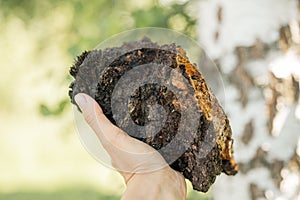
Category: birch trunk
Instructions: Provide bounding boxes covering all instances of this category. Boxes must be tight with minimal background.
[197,0,300,199]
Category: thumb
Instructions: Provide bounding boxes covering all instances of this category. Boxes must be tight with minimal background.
[74,93,130,149]
[74,93,157,153]
[74,93,167,174]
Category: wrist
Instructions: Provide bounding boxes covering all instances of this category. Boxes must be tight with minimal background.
[122,167,186,200]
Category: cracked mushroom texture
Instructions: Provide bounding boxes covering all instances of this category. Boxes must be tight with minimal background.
[69,38,238,192]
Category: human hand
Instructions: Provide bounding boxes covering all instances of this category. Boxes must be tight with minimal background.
[74,93,187,200]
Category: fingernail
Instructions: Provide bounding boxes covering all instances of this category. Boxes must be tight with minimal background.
[75,93,87,107]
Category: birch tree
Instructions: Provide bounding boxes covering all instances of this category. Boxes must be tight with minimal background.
[197,0,300,199]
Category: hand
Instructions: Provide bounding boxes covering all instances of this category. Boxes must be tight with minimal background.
[74,93,187,200]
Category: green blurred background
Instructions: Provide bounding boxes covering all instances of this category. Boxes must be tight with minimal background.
[0,0,210,199]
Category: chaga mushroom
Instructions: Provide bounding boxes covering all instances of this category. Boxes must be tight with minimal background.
[69,38,238,192]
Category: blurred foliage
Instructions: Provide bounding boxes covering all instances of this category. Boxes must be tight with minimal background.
[0,0,197,116]
[0,187,119,200]
[0,1,208,199]
[0,0,196,55]
[0,186,212,200]
[0,187,211,200]
[39,99,69,116]
[132,2,196,34]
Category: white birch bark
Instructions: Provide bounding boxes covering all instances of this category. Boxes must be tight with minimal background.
[197,0,300,199]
